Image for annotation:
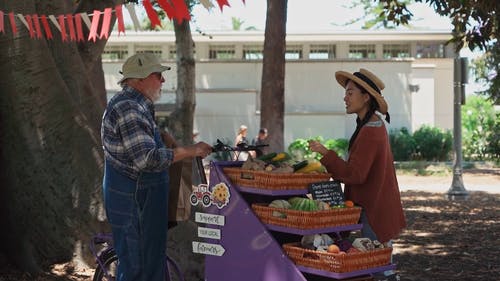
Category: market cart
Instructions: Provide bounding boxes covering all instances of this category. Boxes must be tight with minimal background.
[192,161,396,280]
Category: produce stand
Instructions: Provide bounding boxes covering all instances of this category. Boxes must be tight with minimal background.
[193,161,396,280]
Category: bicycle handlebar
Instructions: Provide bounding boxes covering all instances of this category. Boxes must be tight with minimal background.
[211,138,268,153]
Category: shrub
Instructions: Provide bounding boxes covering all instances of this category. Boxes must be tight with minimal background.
[389,127,416,161]
[486,112,500,160]
[413,125,452,161]
[288,137,348,161]
[324,138,348,159]
[462,95,497,160]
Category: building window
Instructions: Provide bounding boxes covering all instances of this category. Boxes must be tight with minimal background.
[168,46,196,60]
[309,44,336,59]
[102,45,128,60]
[209,45,236,59]
[416,42,445,58]
[286,45,303,60]
[243,45,263,60]
[383,44,410,58]
[348,44,376,59]
[135,45,162,57]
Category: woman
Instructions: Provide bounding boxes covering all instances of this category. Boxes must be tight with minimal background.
[309,68,405,281]
[234,125,250,160]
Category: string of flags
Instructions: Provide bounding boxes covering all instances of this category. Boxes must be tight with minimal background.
[0,0,243,42]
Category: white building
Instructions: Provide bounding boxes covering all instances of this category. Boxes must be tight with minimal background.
[102,30,456,147]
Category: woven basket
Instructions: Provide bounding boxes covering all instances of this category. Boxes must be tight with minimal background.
[223,167,331,190]
[283,242,392,273]
[252,204,361,229]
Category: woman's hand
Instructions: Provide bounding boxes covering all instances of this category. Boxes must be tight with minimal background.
[308,140,328,156]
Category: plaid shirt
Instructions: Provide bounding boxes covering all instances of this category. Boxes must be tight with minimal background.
[101,86,173,180]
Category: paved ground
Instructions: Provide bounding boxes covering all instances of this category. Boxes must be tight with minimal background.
[396,169,500,194]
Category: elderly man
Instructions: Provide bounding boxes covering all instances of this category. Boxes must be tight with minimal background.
[101,53,212,281]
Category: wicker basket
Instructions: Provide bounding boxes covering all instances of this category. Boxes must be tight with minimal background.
[252,203,361,229]
[223,167,331,190]
[283,242,392,273]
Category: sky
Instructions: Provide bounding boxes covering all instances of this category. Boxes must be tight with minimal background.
[190,0,453,32]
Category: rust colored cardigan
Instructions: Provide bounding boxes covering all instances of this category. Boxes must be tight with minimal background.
[320,122,406,243]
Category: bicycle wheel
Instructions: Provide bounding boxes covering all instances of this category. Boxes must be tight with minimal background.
[93,249,118,281]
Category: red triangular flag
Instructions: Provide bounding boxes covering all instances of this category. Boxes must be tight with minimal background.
[215,0,231,12]
[171,0,191,23]
[157,0,176,20]
[40,15,53,39]
[57,15,67,41]
[25,15,35,38]
[0,11,5,34]
[74,13,84,42]
[88,10,100,42]
[99,8,112,39]
[115,5,125,36]
[66,14,76,41]
[32,14,42,39]
[143,0,162,29]
[8,12,17,35]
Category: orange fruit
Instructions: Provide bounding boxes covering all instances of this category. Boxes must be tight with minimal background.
[327,244,340,254]
[344,200,355,208]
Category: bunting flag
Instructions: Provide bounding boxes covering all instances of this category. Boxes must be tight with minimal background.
[157,0,176,20]
[40,15,53,39]
[0,1,241,43]
[171,0,191,23]
[126,4,141,31]
[74,13,84,41]
[33,14,42,39]
[99,8,112,39]
[8,12,17,35]
[0,11,4,34]
[66,14,76,41]
[25,15,35,38]
[143,0,162,29]
[88,10,100,42]
[115,5,125,36]
[16,14,29,31]
[48,15,60,32]
[215,0,231,12]
[199,0,214,10]
[57,15,67,41]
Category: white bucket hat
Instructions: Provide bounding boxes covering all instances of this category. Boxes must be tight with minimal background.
[117,53,171,84]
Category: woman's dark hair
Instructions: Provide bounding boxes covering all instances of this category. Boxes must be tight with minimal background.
[347,80,379,151]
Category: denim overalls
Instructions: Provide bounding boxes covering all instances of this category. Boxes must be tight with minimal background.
[103,115,169,281]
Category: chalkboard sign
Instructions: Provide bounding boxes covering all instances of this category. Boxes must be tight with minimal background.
[308,180,344,206]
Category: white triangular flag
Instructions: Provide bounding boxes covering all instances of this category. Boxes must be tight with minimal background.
[16,14,29,29]
[126,4,141,31]
[80,12,92,30]
[48,15,61,32]
[200,0,215,9]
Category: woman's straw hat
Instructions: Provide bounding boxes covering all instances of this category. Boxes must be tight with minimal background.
[335,68,388,114]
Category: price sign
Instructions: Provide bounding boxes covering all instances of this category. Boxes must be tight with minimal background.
[308,180,344,206]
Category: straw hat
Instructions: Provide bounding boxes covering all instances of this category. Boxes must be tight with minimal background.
[335,68,388,114]
[118,53,171,84]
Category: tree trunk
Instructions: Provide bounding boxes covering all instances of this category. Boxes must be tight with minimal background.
[169,19,196,145]
[0,0,117,273]
[261,0,287,152]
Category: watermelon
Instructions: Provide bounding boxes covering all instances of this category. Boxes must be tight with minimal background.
[291,198,318,211]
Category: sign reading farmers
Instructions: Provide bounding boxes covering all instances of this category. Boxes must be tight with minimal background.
[308,180,344,206]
